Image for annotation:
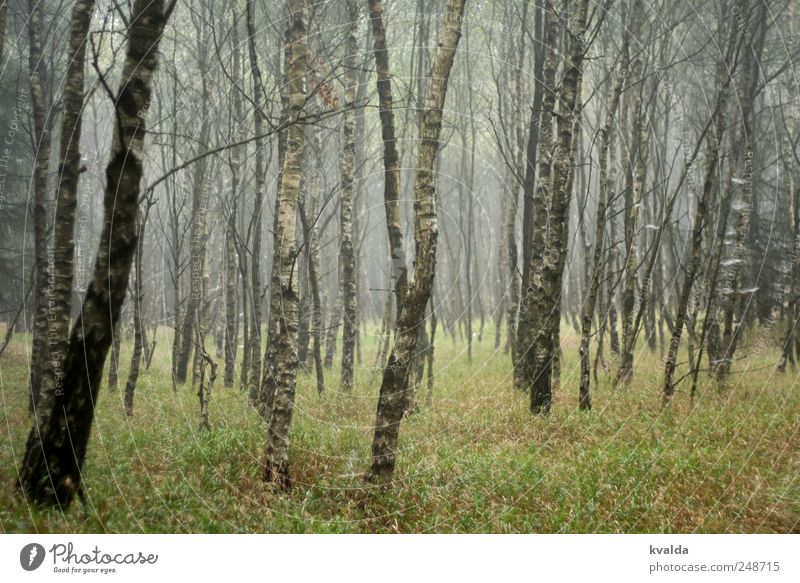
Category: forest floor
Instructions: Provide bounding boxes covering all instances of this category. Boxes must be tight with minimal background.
[1,326,798,533]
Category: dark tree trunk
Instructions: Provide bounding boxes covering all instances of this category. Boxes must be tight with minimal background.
[108,325,121,392]
[368,0,408,325]
[124,211,149,417]
[246,0,266,400]
[175,125,211,385]
[18,0,170,507]
[616,4,647,386]
[323,295,341,370]
[223,3,247,388]
[338,0,359,391]
[579,18,629,410]
[298,197,325,395]
[664,42,735,403]
[0,0,8,64]
[26,0,53,414]
[39,0,98,417]
[716,3,766,384]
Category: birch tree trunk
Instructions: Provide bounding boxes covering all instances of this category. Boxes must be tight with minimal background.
[165,76,184,391]
[298,187,325,395]
[717,2,766,384]
[26,0,53,413]
[263,0,307,489]
[323,294,341,369]
[188,56,213,402]
[663,44,735,403]
[516,0,557,393]
[519,0,589,414]
[224,3,247,388]
[778,1,799,372]
[246,0,266,399]
[579,18,629,409]
[40,0,97,413]
[259,21,292,413]
[368,0,408,323]
[303,119,325,393]
[108,324,121,391]
[367,0,467,484]
[124,209,150,417]
[18,0,170,507]
[617,3,646,385]
[223,199,239,388]
[514,0,544,384]
[176,87,212,384]
[339,0,359,391]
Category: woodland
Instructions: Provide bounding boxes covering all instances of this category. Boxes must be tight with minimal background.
[0,0,798,533]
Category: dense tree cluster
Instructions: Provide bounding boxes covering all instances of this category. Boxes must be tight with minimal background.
[0,0,796,507]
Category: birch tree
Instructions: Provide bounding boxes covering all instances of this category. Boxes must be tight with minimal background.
[578,9,629,409]
[518,0,589,414]
[18,0,172,507]
[39,0,97,414]
[26,0,53,413]
[367,0,467,484]
[338,0,360,391]
[263,0,308,489]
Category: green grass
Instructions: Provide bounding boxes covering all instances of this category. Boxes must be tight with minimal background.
[0,324,798,533]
